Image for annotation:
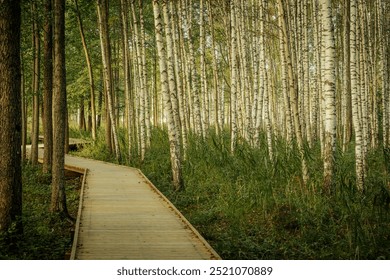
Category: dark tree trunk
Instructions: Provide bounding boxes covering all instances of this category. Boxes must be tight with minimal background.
[0,0,22,233]
[30,1,40,165]
[21,56,27,161]
[97,0,121,161]
[79,98,86,131]
[43,0,53,173]
[51,0,70,218]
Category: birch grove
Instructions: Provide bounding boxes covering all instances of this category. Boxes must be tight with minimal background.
[55,0,389,192]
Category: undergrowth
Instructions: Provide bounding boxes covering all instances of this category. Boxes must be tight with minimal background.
[75,127,390,259]
[0,163,80,259]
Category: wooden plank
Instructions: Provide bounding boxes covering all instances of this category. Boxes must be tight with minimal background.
[35,142,220,260]
[59,153,221,260]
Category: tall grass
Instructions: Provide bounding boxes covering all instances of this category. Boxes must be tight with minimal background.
[74,127,390,259]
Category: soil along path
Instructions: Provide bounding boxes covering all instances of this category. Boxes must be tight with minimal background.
[37,146,220,260]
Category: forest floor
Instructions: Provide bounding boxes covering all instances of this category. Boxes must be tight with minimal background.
[0,163,80,260]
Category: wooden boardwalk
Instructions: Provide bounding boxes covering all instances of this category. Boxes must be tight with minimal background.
[40,149,220,260]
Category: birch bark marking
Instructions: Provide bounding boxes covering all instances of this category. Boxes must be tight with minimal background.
[230,0,238,153]
[120,0,133,161]
[350,0,365,191]
[200,0,210,133]
[379,0,389,147]
[162,0,182,153]
[139,0,151,149]
[170,1,188,155]
[342,0,352,152]
[208,0,220,135]
[130,0,146,161]
[320,0,337,193]
[153,0,183,191]
[260,0,273,162]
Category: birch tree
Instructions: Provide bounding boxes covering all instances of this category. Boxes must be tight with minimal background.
[120,0,134,161]
[230,0,238,153]
[259,0,273,161]
[350,0,365,191]
[320,0,337,193]
[153,0,183,191]
[278,0,309,185]
[342,0,352,152]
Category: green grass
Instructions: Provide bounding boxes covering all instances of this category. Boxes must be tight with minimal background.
[0,163,80,260]
[74,127,390,259]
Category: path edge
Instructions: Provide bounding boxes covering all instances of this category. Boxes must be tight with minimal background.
[137,169,222,260]
[70,167,88,260]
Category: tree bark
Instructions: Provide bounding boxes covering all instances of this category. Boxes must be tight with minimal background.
[43,0,53,173]
[120,0,133,161]
[320,0,337,193]
[350,0,365,191]
[342,0,352,152]
[230,0,238,153]
[30,1,40,166]
[153,0,183,191]
[51,0,70,217]
[97,0,121,162]
[74,0,97,141]
[278,0,309,185]
[0,0,22,233]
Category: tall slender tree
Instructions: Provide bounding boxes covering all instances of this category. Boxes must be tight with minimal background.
[51,0,70,216]
[43,0,53,173]
[74,0,97,141]
[97,0,121,161]
[30,1,40,165]
[0,0,22,233]
[230,0,238,153]
[342,0,352,152]
[120,0,134,161]
[350,0,365,191]
[320,0,337,193]
[153,0,183,191]
[278,0,309,185]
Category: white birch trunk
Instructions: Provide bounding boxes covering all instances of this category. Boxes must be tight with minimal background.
[320,0,337,192]
[153,0,183,191]
[350,0,365,191]
[230,0,238,153]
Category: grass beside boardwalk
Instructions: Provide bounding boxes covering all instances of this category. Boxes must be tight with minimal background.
[141,130,390,259]
[0,163,80,260]
[76,127,390,259]
[70,129,390,259]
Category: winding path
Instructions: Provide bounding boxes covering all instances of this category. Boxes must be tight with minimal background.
[37,144,220,260]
